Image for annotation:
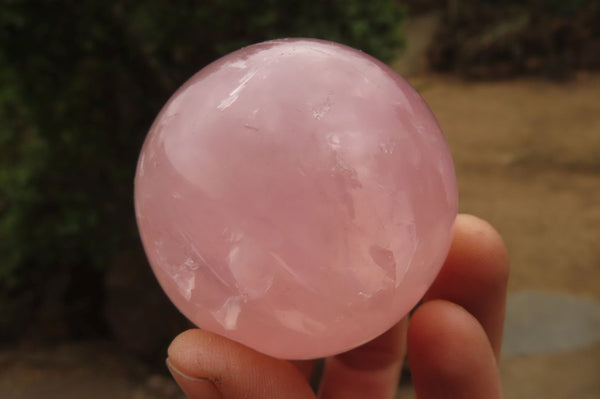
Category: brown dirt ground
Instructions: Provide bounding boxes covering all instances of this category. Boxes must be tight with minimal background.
[418,73,600,299]
[417,72,600,399]
[1,74,599,398]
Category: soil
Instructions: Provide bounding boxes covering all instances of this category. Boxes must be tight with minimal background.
[1,74,599,398]
[418,72,600,300]
[418,72,600,399]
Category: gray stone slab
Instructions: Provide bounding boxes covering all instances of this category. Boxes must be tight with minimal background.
[502,291,600,357]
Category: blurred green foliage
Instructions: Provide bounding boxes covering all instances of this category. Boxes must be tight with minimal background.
[0,0,404,339]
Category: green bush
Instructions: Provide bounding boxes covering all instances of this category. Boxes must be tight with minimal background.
[0,0,404,339]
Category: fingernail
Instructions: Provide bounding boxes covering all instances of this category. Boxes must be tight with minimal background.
[166,358,222,399]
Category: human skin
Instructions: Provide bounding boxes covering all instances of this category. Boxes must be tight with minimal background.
[166,213,509,399]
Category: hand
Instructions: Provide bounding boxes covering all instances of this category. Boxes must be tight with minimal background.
[166,214,509,398]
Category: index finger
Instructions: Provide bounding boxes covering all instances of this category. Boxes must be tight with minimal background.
[423,213,509,359]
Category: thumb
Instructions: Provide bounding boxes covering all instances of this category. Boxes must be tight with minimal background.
[167,357,222,399]
[167,329,316,399]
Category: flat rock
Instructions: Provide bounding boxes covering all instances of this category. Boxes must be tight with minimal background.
[503,290,600,356]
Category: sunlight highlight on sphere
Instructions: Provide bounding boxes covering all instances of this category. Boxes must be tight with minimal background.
[134,39,458,359]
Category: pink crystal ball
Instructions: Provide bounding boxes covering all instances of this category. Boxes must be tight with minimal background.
[134,38,458,359]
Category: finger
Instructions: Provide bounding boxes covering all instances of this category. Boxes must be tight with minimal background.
[166,358,222,399]
[318,317,408,399]
[292,360,316,382]
[408,300,503,399]
[167,329,316,399]
[423,213,509,358]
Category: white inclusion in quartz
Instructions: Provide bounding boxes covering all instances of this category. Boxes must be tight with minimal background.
[172,268,195,300]
[212,296,243,331]
[137,152,146,177]
[359,223,418,295]
[369,245,396,277]
[227,237,275,298]
[217,70,256,110]
[313,106,329,120]
[228,59,247,69]
[182,256,199,271]
[274,309,327,335]
[312,96,332,119]
[351,258,392,298]
[326,134,341,150]
[395,223,418,286]
[378,141,396,155]
[227,245,241,265]
[269,251,302,281]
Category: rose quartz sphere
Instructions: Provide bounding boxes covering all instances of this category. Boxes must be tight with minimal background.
[134,39,458,359]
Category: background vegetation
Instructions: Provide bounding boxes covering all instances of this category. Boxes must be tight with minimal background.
[426,0,600,79]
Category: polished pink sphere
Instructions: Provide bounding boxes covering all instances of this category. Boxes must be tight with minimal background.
[134,39,458,359]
